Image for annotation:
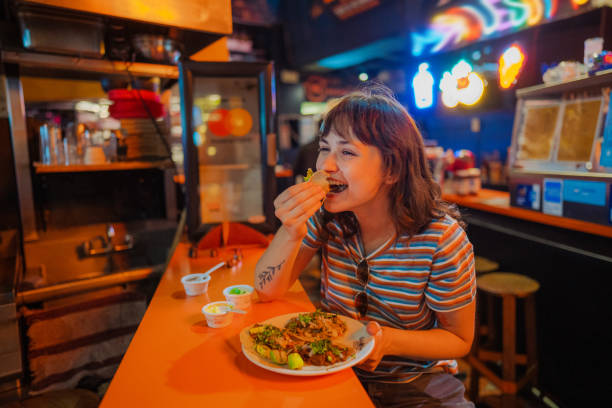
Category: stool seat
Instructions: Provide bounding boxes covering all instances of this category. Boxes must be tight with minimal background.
[474,256,499,274]
[477,272,539,297]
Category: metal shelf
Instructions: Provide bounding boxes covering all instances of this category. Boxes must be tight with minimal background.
[1,51,179,79]
[516,69,612,98]
[33,161,173,174]
[509,169,612,180]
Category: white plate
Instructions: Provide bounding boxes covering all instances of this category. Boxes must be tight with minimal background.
[239,312,374,376]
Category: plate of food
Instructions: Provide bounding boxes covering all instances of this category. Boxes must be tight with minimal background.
[239,310,374,376]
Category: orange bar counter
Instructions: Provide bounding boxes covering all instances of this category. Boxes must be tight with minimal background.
[100,243,374,408]
[442,188,612,239]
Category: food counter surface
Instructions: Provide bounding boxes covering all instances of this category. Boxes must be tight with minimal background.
[100,243,374,408]
[442,188,612,239]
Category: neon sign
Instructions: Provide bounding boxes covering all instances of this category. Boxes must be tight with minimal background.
[413,63,435,109]
[440,60,485,108]
[499,44,526,88]
[412,0,589,56]
[572,0,589,8]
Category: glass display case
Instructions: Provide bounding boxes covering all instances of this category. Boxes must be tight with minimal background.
[513,97,604,171]
[178,61,277,241]
[508,72,612,225]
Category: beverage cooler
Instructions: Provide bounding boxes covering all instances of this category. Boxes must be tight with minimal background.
[178,61,277,242]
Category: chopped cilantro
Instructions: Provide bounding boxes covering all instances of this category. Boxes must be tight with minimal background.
[298,314,313,325]
[310,339,331,355]
[254,325,283,348]
[304,168,314,182]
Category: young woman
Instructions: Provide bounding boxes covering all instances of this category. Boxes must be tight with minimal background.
[255,83,476,407]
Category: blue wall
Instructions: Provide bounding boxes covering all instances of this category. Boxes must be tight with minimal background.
[414,109,514,164]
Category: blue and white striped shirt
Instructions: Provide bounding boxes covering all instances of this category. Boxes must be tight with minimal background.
[303,213,476,382]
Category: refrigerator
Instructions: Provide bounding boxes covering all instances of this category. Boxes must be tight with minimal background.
[178,61,277,242]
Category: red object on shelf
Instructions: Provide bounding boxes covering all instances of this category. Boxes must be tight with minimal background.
[108,89,165,119]
[452,149,476,171]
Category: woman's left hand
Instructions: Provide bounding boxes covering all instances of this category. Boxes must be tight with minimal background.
[356,321,391,372]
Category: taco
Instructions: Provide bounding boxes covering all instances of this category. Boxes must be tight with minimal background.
[304,168,330,193]
[240,311,360,370]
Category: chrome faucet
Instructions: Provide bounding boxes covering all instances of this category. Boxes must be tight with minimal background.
[106,224,115,244]
[80,224,134,257]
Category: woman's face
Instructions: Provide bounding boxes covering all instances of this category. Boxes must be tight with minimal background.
[316,128,391,215]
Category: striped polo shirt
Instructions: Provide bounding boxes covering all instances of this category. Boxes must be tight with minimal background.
[302,212,476,382]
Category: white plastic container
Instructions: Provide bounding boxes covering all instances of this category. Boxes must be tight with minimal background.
[181,273,211,296]
[223,284,254,311]
[202,301,234,328]
[584,37,604,68]
[453,168,481,196]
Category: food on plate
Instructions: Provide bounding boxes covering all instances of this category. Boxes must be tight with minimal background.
[304,168,330,193]
[255,344,271,358]
[249,324,291,350]
[299,339,354,366]
[246,310,355,370]
[270,349,288,364]
[284,309,347,340]
[287,352,304,370]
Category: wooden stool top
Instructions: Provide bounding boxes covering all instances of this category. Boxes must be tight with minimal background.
[475,256,499,274]
[477,272,540,297]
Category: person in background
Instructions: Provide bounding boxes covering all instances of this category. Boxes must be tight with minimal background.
[255,82,476,407]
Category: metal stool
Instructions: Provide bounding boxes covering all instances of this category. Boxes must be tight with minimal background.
[468,272,540,401]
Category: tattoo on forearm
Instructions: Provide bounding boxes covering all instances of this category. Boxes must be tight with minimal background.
[257,260,285,289]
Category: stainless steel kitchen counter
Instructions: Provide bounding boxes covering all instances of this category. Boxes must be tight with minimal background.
[19,219,177,304]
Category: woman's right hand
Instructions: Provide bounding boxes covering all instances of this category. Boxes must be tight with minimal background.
[274,182,326,241]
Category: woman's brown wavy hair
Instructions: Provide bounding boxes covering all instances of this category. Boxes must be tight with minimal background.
[318,82,463,238]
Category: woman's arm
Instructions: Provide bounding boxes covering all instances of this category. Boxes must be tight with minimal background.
[254,229,318,301]
[255,182,325,301]
[359,301,475,371]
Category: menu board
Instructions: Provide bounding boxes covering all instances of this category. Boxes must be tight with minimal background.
[516,102,560,160]
[557,98,602,162]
